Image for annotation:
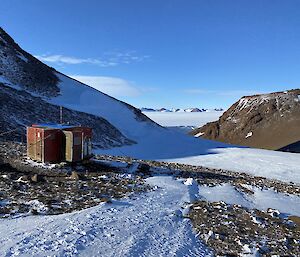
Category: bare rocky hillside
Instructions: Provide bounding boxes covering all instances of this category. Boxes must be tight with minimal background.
[191,89,300,152]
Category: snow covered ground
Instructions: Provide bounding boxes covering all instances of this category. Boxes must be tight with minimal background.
[0,176,212,257]
[166,147,300,184]
[143,111,222,127]
[98,136,300,184]
[142,111,222,134]
[199,183,300,216]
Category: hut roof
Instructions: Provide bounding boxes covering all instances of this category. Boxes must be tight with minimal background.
[31,123,76,129]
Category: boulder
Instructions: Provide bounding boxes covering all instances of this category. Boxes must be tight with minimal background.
[70,171,80,180]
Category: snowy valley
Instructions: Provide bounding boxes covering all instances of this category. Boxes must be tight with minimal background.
[0,25,300,257]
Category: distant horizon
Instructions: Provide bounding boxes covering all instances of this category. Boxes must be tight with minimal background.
[1,0,300,109]
[140,107,223,109]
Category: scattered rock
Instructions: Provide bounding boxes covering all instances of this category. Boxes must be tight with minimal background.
[289,216,300,229]
[190,201,300,256]
[70,171,80,180]
[137,163,150,174]
[0,149,148,217]
[31,174,42,183]
[16,175,29,183]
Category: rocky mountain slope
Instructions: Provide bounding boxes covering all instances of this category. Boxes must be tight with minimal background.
[0,83,133,147]
[191,90,300,152]
[0,27,157,147]
[0,28,59,97]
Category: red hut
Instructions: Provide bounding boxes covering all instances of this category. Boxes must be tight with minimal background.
[27,124,92,163]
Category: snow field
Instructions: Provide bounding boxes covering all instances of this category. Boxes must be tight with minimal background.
[166,147,300,184]
[142,111,222,127]
[0,176,212,257]
[198,183,300,216]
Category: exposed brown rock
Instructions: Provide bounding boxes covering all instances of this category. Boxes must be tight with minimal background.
[31,174,41,183]
[191,89,300,151]
[70,171,80,180]
[289,216,300,229]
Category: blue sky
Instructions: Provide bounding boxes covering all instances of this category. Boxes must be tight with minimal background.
[1,0,300,109]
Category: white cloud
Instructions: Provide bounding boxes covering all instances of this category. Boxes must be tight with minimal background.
[35,51,149,67]
[70,75,140,97]
[35,54,114,66]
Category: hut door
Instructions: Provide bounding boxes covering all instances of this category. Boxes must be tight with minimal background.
[64,131,73,162]
[36,131,43,162]
[83,138,88,158]
[82,138,91,158]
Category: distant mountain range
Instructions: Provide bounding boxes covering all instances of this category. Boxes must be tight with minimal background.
[141,107,224,113]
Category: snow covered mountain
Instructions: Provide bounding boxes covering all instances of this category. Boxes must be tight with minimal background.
[141,107,223,112]
[0,27,158,147]
[192,90,300,152]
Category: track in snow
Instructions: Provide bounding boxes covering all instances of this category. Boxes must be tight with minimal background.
[0,176,212,257]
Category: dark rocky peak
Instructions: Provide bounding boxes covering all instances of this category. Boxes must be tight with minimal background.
[0,27,59,97]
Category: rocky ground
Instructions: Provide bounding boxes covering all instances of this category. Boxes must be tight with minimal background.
[190,201,300,256]
[0,142,148,217]
[0,142,299,256]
